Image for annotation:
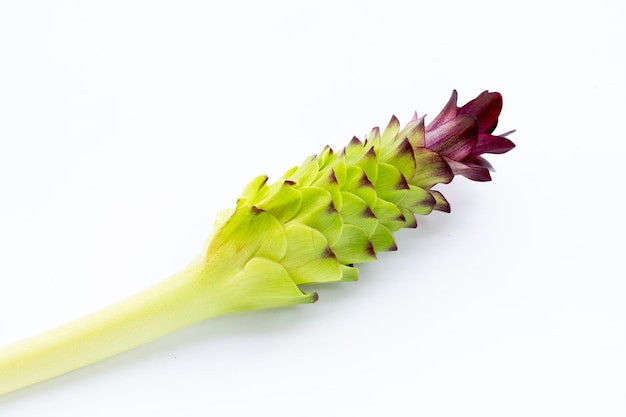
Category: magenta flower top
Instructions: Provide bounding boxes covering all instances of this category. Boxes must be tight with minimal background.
[425,90,515,181]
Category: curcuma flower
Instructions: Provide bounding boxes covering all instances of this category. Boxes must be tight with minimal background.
[0,90,515,396]
[425,90,515,181]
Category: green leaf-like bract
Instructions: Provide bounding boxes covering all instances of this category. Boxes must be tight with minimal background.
[224,130,454,295]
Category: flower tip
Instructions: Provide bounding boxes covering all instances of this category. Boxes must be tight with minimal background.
[426,90,459,130]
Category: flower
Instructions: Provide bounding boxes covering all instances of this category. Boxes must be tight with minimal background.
[425,90,515,181]
[0,90,516,396]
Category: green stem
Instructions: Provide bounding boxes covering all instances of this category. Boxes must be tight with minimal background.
[0,207,318,396]
[0,259,219,396]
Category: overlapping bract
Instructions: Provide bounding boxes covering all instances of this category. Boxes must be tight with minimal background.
[208,91,514,302]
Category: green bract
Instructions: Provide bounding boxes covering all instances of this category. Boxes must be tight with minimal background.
[0,90,515,396]
[229,123,455,293]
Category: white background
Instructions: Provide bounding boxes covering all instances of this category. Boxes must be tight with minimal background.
[1,1,624,416]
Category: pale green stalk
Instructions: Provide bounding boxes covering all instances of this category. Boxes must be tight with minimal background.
[1,261,210,395]
[0,208,316,395]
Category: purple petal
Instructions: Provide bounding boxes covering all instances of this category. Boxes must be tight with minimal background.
[471,133,516,156]
[426,90,458,131]
[444,158,492,182]
[466,155,494,171]
[458,91,502,134]
[425,114,478,160]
